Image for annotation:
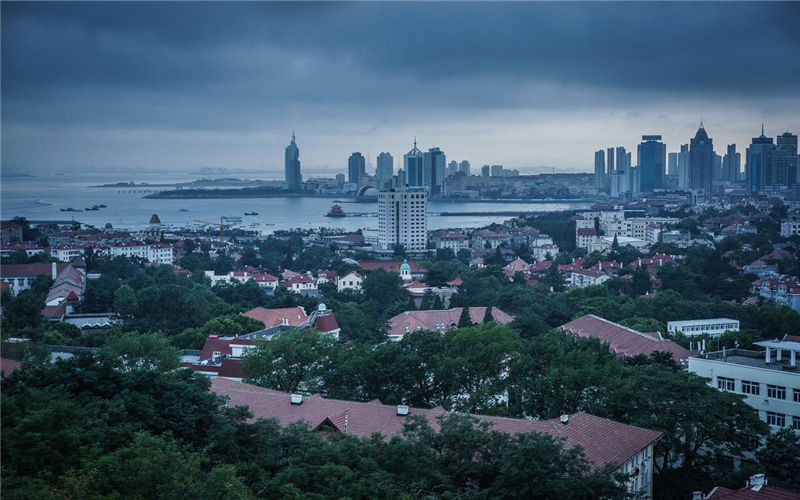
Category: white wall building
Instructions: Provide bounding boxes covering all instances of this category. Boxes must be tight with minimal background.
[781,220,800,238]
[378,187,428,251]
[688,340,800,432]
[337,271,364,292]
[667,318,740,338]
[108,241,173,265]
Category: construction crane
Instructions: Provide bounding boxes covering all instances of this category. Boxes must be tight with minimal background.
[193,217,227,240]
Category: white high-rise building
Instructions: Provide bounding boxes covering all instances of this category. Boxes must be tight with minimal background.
[378,187,428,251]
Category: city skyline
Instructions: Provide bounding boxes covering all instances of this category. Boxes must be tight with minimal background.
[2,2,798,175]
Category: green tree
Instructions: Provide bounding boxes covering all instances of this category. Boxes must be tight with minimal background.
[543,263,565,292]
[100,332,180,373]
[362,268,408,310]
[113,283,138,320]
[483,306,495,324]
[756,428,800,492]
[458,306,474,327]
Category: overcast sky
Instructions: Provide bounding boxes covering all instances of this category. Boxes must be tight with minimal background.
[2,1,799,177]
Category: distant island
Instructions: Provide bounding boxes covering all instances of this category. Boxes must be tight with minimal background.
[145,185,293,199]
[95,178,278,188]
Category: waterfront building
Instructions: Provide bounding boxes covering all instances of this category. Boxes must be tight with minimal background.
[376,152,393,187]
[606,147,615,178]
[666,318,740,338]
[284,132,302,191]
[594,150,606,191]
[638,135,666,192]
[423,147,446,194]
[459,160,470,176]
[403,140,424,187]
[722,144,741,183]
[447,160,458,177]
[377,187,428,251]
[688,339,800,431]
[481,165,490,177]
[745,126,776,193]
[689,122,714,195]
[668,152,678,176]
[335,173,345,187]
[678,144,690,189]
[348,152,366,185]
[776,131,798,188]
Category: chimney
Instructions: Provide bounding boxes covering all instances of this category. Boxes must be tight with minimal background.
[691,491,704,500]
[559,414,569,424]
[396,405,409,416]
[290,394,303,405]
[747,474,766,491]
[51,262,58,279]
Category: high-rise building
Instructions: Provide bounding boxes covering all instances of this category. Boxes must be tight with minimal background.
[396,169,407,187]
[403,140,424,187]
[722,144,741,183]
[490,164,504,177]
[284,132,302,191]
[377,187,428,251]
[746,126,776,192]
[423,147,446,193]
[335,173,345,187]
[459,160,471,176]
[606,148,615,177]
[376,152,394,187]
[638,135,666,192]
[615,147,627,173]
[481,165,490,177]
[447,160,458,177]
[594,150,606,190]
[689,122,714,195]
[713,153,723,181]
[678,144,690,189]
[776,131,798,188]
[668,152,678,176]
[348,152,366,185]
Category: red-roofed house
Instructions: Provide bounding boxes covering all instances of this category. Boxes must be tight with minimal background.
[244,306,310,328]
[282,274,318,294]
[211,378,661,498]
[337,271,364,292]
[560,314,691,364]
[357,259,427,278]
[701,474,800,499]
[386,307,514,340]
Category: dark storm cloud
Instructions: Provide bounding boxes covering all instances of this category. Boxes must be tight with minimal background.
[1,2,798,171]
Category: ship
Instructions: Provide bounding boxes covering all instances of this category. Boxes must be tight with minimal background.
[326,204,346,218]
[244,212,259,216]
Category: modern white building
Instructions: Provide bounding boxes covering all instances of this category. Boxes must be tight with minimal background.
[108,241,173,265]
[780,220,800,238]
[688,339,800,432]
[667,318,740,338]
[377,187,428,251]
[337,271,364,292]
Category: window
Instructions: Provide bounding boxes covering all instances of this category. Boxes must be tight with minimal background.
[766,412,786,427]
[741,380,760,395]
[717,377,735,391]
[794,416,800,431]
[794,389,800,403]
[767,385,786,400]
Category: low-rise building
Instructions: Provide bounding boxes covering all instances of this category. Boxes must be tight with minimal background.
[688,339,800,432]
[431,233,470,251]
[337,271,364,292]
[780,219,800,238]
[386,307,514,341]
[571,269,611,288]
[0,242,46,258]
[755,277,800,313]
[666,318,740,338]
[108,241,173,265]
[282,274,318,295]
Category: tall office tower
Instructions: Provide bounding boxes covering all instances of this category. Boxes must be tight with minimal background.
[615,146,627,173]
[637,135,666,192]
[594,150,606,190]
[745,126,776,192]
[335,173,345,187]
[490,165,504,177]
[689,122,714,195]
[722,144,740,183]
[459,160,471,176]
[423,147,446,194]
[776,131,798,188]
[396,169,407,187]
[668,152,678,176]
[403,140,424,187]
[678,144,690,189]
[348,152,366,185]
[284,132,302,191]
[481,165,490,177]
[376,152,394,187]
[377,187,428,251]
[713,153,723,181]
[447,160,458,177]
[606,148,615,176]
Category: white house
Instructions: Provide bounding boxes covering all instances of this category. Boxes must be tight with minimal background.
[688,339,800,431]
[666,318,740,338]
[337,271,364,292]
[108,241,173,265]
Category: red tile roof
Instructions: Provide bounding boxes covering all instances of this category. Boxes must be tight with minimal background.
[706,485,800,499]
[560,315,691,362]
[358,259,427,274]
[1,357,21,375]
[0,263,67,279]
[313,314,340,333]
[211,378,661,469]
[244,306,308,328]
[149,214,161,224]
[387,307,514,336]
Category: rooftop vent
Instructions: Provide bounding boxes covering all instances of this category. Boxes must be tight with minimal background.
[747,474,766,491]
[397,405,410,416]
[559,414,569,424]
[691,492,703,500]
[290,394,303,405]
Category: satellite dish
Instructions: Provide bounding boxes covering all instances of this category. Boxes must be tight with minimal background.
[318,303,326,311]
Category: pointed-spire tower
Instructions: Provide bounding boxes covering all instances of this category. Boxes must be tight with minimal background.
[284,130,302,191]
[404,137,424,187]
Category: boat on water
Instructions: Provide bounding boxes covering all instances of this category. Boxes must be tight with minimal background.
[244,211,259,216]
[222,215,242,222]
[60,207,81,212]
[179,208,189,212]
[326,204,346,218]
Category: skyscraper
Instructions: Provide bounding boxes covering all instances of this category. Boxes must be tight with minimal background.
[459,160,471,176]
[745,126,776,192]
[606,148,615,178]
[284,132,302,191]
[377,187,427,251]
[376,152,394,187]
[447,160,458,177]
[722,144,741,183]
[615,146,627,173]
[348,152,366,185]
[689,122,714,194]
[481,165,490,177]
[668,152,678,176]
[403,140,424,187]
[594,150,606,191]
[423,147,446,194]
[678,144,690,189]
[638,135,666,192]
[776,131,798,188]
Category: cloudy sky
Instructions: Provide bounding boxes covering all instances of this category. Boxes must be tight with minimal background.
[2,1,799,177]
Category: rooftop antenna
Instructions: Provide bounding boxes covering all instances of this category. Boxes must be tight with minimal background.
[761,123,765,136]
